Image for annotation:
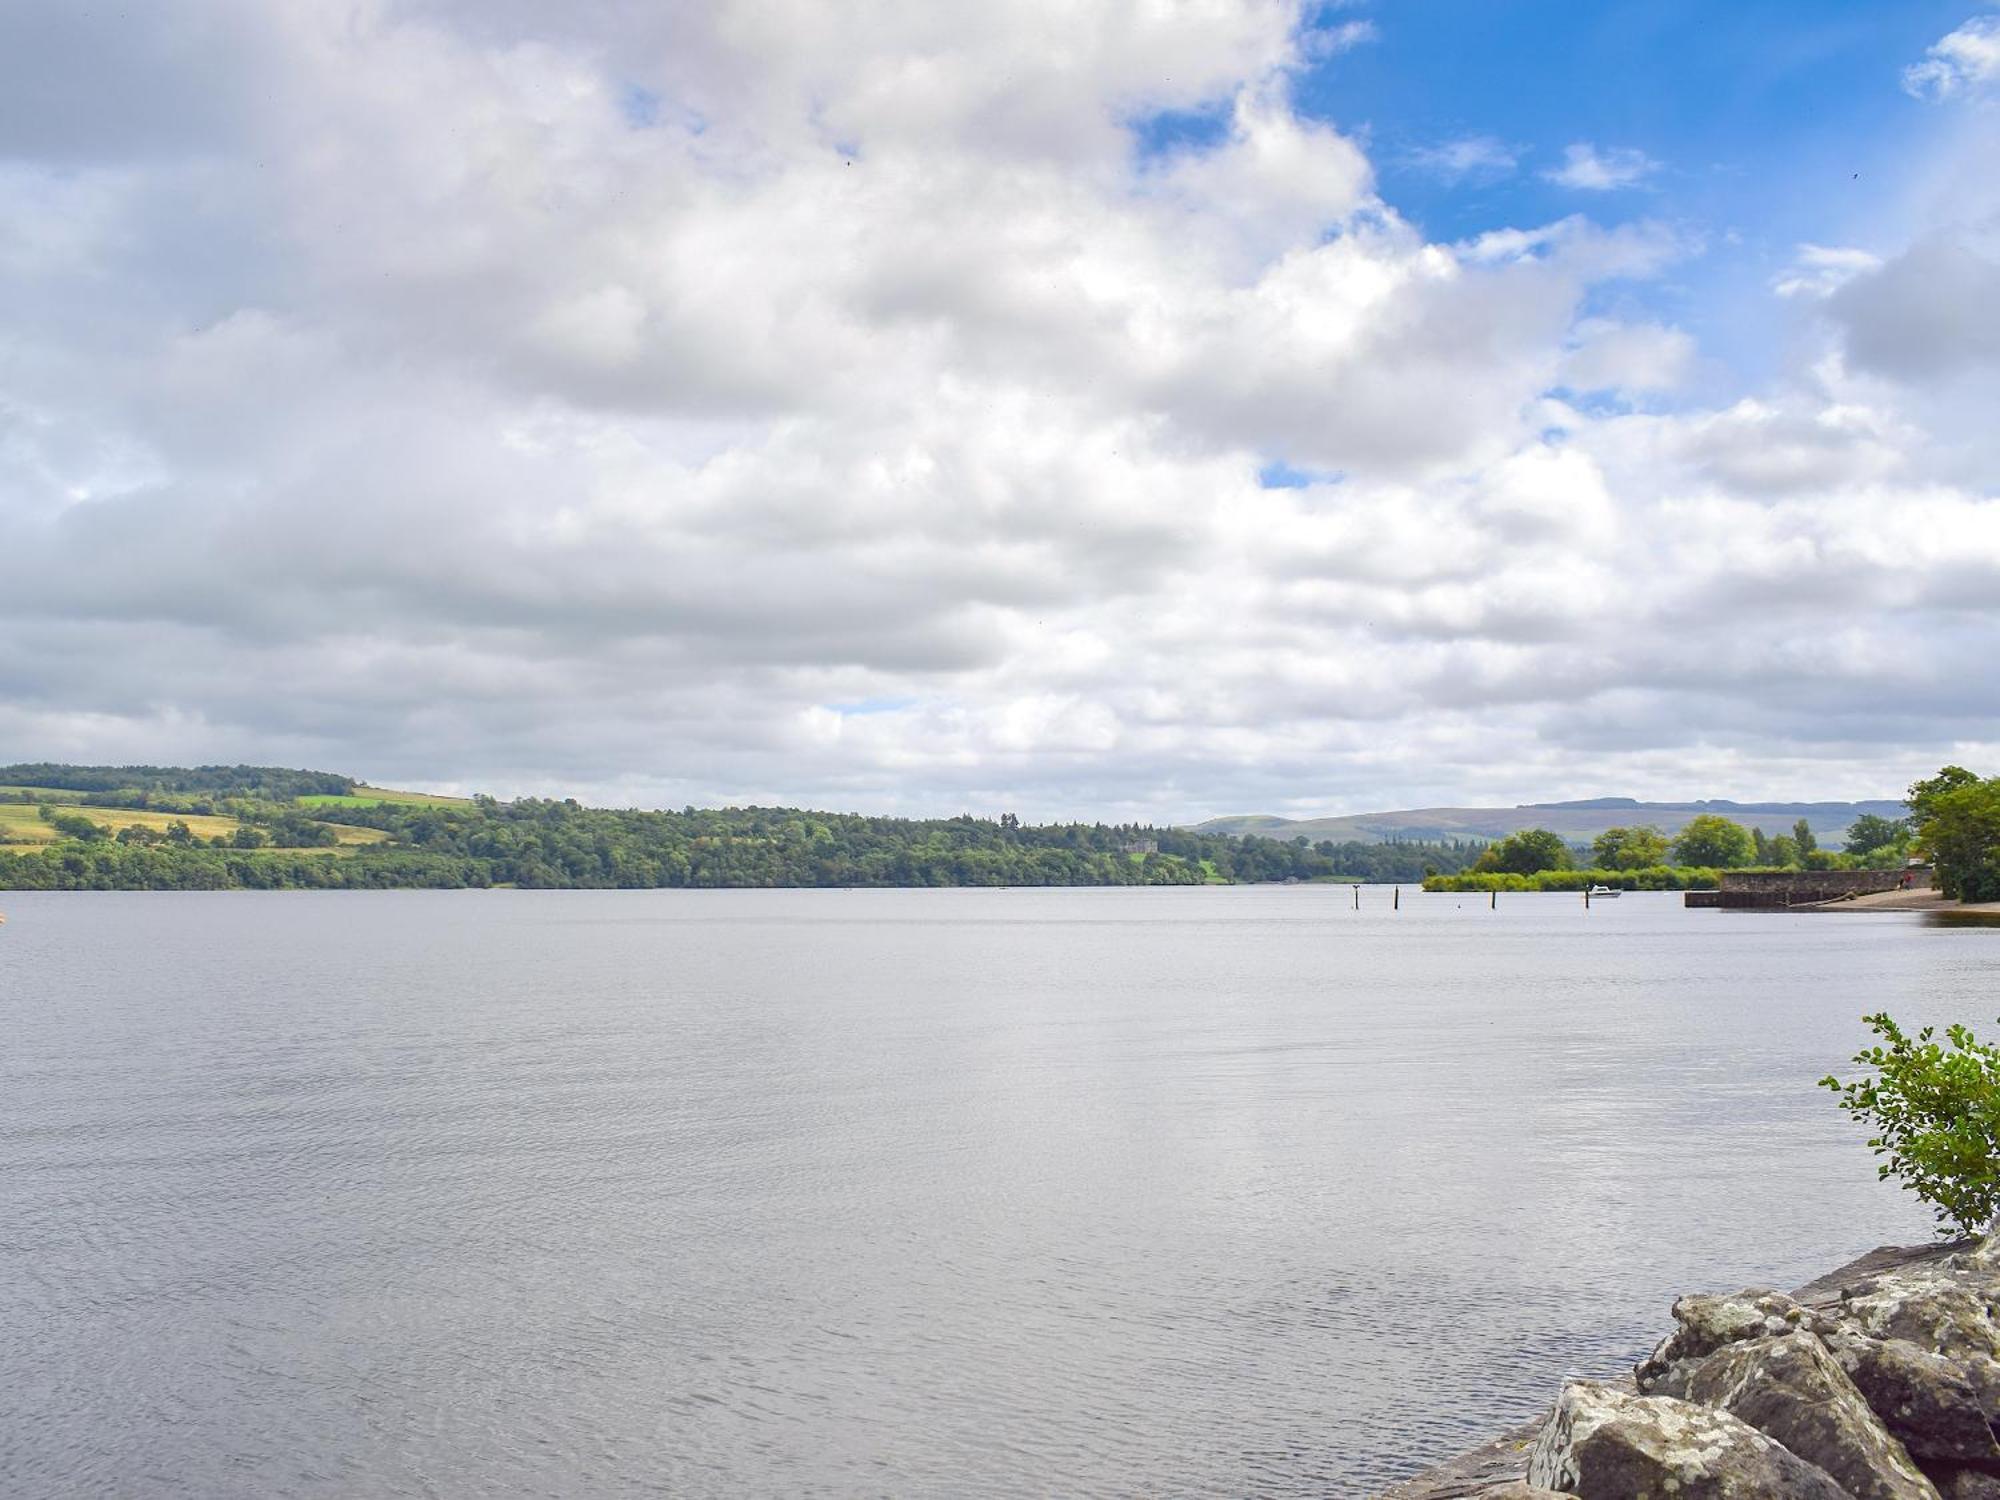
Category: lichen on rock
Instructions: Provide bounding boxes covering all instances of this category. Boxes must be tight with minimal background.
[1526,1380,1851,1498]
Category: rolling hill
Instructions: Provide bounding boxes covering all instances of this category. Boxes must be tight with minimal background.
[1186,797,1908,847]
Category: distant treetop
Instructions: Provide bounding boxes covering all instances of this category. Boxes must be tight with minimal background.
[0,763,356,800]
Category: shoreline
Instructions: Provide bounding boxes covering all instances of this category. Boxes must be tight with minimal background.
[1375,1237,1972,1498]
[1801,888,2000,915]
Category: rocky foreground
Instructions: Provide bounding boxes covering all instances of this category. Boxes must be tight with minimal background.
[1380,1236,2000,1499]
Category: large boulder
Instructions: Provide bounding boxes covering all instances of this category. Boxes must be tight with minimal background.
[1526,1381,1852,1498]
[1637,1289,1815,1398]
[1824,1328,2000,1474]
[1678,1330,1939,1500]
[1829,1272,2000,1430]
[1837,1277,2000,1371]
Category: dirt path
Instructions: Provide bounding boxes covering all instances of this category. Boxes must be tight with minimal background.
[1807,888,2000,914]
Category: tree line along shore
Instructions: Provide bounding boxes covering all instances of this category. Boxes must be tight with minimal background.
[0,763,1488,892]
[1420,765,2000,904]
[7,762,1995,900]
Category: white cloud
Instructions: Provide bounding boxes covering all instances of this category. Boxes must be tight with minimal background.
[1407,135,1517,183]
[1302,18,1378,58]
[1544,142,1660,191]
[1904,13,2000,100]
[1561,319,1695,395]
[1772,244,1883,300]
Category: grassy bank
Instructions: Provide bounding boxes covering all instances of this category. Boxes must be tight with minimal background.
[0,801,389,850]
[1423,865,1726,892]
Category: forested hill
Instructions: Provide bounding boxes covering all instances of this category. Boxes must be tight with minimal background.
[0,762,355,800]
[0,765,1482,891]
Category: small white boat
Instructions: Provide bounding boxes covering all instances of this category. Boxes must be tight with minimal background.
[1586,885,1621,899]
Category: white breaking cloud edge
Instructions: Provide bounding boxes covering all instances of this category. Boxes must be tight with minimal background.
[1407,134,1518,183]
[1904,13,2000,100]
[1773,244,1884,299]
[1543,142,1660,191]
[0,0,1995,819]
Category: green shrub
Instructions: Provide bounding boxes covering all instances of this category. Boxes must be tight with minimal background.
[1421,864,1723,893]
[1821,1012,2000,1237]
[1471,828,1572,874]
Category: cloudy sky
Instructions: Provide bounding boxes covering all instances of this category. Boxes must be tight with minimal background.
[3,1,1998,820]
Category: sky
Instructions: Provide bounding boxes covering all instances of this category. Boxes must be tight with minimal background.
[3,0,1999,821]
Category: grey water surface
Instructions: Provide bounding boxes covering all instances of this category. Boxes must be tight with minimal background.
[3,886,1997,1497]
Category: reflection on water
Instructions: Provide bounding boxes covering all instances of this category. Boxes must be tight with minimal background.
[1,887,1995,1497]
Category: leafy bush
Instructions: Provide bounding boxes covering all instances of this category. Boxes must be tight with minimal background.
[1423,865,1722,892]
[1672,813,1755,868]
[1822,1012,2000,1238]
[1471,828,1572,874]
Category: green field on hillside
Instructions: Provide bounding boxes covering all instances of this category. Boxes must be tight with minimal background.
[298,786,471,809]
[0,801,387,848]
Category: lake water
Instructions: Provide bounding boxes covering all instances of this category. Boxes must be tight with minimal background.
[3,887,1997,1497]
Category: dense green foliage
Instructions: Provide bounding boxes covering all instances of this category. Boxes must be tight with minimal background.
[1591,824,1669,869]
[1470,827,1571,874]
[0,763,353,800]
[1845,812,1911,862]
[1664,816,1744,876]
[1671,813,1757,868]
[1424,865,1723,893]
[0,843,489,890]
[1911,767,2000,903]
[1910,766,1984,824]
[1823,1012,2000,1237]
[40,807,108,842]
[0,764,1484,891]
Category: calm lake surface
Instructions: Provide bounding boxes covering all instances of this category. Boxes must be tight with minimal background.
[4,887,1998,1496]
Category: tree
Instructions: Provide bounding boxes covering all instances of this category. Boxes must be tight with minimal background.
[1793,818,1817,856]
[41,809,108,842]
[1823,1012,2000,1237]
[1845,813,1909,863]
[1910,766,1983,824]
[1473,828,1572,875]
[1915,773,2000,903]
[1671,814,1755,868]
[1591,825,1668,869]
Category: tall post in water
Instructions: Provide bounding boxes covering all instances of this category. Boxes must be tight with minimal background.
[1393,886,1400,911]
[1490,889,1497,911]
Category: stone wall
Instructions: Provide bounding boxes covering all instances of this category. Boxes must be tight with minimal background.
[1716,870,1909,908]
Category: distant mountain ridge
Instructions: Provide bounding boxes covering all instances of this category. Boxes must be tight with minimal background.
[1186,798,1907,846]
